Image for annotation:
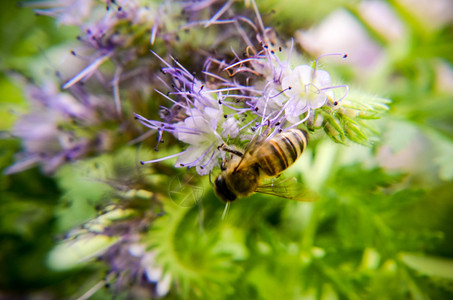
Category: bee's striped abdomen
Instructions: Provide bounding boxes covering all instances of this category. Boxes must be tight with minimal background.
[258,128,308,176]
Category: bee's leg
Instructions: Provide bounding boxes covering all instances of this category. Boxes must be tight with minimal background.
[218,144,244,157]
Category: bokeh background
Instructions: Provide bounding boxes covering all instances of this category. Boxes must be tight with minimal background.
[1,0,453,299]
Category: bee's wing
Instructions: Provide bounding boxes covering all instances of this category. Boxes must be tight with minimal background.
[255,177,315,202]
[232,133,266,171]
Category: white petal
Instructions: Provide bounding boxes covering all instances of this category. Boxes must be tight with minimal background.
[175,145,207,166]
[221,117,239,138]
[310,92,328,109]
[128,244,145,257]
[145,266,162,282]
[184,115,207,130]
[282,65,312,100]
[141,251,156,266]
[285,97,308,124]
[195,152,220,175]
[176,117,206,144]
[313,69,331,87]
[294,65,313,84]
[156,273,172,297]
[204,106,222,129]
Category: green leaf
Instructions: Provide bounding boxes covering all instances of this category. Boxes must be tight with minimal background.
[400,252,453,280]
[431,132,453,180]
[47,234,119,271]
[383,120,419,153]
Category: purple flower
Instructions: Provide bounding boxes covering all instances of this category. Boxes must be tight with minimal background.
[135,44,351,176]
[280,54,349,127]
[135,54,244,175]
[224,43,350,130]
[5,80,115,174]
[128,243,171,297]
[47,205,170,298]
[28,0,95,26]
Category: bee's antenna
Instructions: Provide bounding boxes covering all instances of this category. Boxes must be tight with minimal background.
[221,201,231,221]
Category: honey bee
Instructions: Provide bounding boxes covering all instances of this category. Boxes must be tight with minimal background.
[214,128,308,202]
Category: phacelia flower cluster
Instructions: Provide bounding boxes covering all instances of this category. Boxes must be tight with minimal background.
[135,38,382,176]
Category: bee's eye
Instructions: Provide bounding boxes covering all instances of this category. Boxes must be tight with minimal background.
[214,175,236,202]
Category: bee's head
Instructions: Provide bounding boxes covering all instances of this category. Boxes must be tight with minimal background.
[214,174,237,202]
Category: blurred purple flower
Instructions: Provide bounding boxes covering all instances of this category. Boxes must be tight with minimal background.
[5,80,115,174]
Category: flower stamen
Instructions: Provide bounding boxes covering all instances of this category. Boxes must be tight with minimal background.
[312,52,348,80]
[140,151,188,165]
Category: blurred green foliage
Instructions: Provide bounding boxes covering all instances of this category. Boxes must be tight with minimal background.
[1,0,453,299]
